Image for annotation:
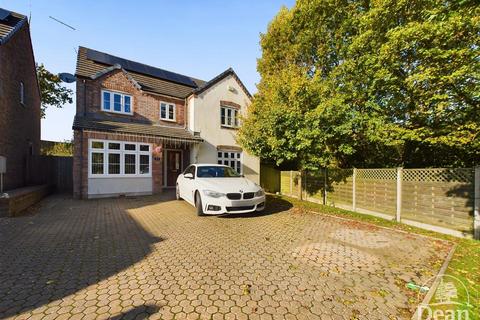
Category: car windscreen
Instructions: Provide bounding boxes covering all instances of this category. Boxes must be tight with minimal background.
[196,166,241,178]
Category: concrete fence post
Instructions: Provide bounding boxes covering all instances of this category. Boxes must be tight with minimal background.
[474,166,480,240]
[396,167,403,222]
[303,171,307,201]
[352,168,357,212]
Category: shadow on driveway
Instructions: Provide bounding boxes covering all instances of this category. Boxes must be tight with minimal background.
[0,194,165,319]
[218,195,293,219]
[109,304,161,320]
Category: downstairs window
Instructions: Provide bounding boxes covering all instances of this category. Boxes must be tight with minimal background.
[89,140,151,177]
[217,150,242,174]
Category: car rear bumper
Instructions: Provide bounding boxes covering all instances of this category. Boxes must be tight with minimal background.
[202,195,266,215]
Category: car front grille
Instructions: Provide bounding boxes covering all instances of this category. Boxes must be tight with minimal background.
[243,192,254,199]
[226,205,255,212]
[226,193,241,200]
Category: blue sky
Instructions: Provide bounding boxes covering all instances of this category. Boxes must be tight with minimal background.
[1,0,294,141]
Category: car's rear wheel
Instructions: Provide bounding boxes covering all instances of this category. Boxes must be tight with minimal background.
[195,191,204,216]
[176,184,182,200]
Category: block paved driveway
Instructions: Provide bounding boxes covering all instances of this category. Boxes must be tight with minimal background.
[0,193,451,320]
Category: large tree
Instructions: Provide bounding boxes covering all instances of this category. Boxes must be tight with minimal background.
[37,64,73,118]
[238,0,479,169]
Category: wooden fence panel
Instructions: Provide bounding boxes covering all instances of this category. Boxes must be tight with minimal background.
[27,156,73,193]
[401,168,474,233]
[280,171,292,196]
[356,169,397,217]
[280,171,301,198]
[327,169,353,207]
[55,157,73,192]
[304,170,326,203]
[275,167,476,237]
[260,164,280,193]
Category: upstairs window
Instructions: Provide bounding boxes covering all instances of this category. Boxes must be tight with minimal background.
[101,90,133,115]
[221,106,239,128]
[160,102,175,121]
[20,81,25,105]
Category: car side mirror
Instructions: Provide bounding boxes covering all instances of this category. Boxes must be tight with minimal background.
[184,173,194,179]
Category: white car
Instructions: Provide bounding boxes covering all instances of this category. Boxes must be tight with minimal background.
[176,164,266,215]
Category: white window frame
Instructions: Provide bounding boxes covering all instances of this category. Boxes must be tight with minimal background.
[217,150,242,174]
[88,139,152,178]
[220,106,239,128]
[101,90,134,115]
[20,81,25,106]
[160,101,176,122]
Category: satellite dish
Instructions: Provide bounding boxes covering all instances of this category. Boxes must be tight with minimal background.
[58,72,76,83]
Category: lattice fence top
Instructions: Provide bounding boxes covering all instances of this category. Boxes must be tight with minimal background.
[357,169,397,181]
[403,168,474,183]
[284,168,474,183]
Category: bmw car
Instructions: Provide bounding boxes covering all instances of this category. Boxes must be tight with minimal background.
[176,164,266,215]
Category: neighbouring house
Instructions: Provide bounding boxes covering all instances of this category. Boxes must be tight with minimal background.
[73,47,259,199]
[0,8,41,192]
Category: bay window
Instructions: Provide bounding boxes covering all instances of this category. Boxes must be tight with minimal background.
[89,140,151,177]
[101,90,133,115]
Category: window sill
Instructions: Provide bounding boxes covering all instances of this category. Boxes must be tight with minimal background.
[221,125,239,130]
[101,109,134,116]
[89,174,152,178]
[160,118,176,122]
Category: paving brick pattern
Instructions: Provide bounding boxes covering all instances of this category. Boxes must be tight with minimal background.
[0,194,450,319]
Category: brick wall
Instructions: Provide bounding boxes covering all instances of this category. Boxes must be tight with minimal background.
[0,23,41,191]
[73,130,193,199]
[76,70,186,126]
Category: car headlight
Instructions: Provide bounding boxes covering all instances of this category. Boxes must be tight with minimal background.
[254,189,265,197]
[203,190,225,198]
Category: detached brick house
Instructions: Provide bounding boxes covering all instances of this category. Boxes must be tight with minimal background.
[0,8,41,191]
[73,47,259,199]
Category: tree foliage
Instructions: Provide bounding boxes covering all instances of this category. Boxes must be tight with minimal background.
[40,140,73,157]
[36,64,73,118]
[238,0,479,169]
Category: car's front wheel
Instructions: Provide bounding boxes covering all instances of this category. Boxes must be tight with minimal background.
[195,191,204,216]
[176,184,182,200]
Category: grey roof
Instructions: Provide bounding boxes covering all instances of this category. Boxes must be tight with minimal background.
[75,47,252,100]
[76,47,206,99]
[0,8,27,45]
[73,115,202,142]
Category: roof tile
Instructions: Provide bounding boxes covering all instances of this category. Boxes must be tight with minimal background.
[0,8,26,44]
[73,115,202,142]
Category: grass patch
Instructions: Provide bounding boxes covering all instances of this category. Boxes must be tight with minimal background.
[268,194,480,319]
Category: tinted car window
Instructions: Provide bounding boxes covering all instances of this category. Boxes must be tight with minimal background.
[197,166,241,178]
